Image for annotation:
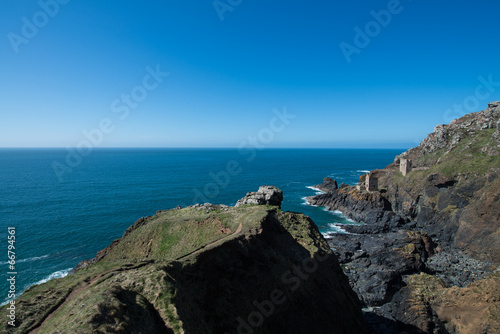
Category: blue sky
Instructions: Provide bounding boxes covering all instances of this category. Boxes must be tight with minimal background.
[1,0,499,148]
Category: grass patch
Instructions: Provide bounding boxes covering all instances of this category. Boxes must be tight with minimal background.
[415,128,498,178]
[386,128,498,192]
[101,205,272,262]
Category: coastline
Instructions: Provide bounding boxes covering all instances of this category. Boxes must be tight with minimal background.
[0,149,403,309]
[303,102,500,333]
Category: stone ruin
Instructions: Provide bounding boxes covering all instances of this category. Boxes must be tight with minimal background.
[366,172,378,191]
[400,158,412,176]
[356,172,379,192]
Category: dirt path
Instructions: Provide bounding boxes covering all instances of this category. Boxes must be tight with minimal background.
[176,223,243,261]
[28,273,104,334]
[204,222,242,248]
[28,223,243,333]
[28,261,152,334]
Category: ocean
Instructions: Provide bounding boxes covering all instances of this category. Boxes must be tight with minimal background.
[0,148,404,304]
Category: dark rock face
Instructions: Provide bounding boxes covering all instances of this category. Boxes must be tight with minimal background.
[90,285,174,334]
[236,185,284,208]
[167,210,366,334]
[327,226,492,305]
[380,274,449,334]
[314,184,497,333]
[314,177,338,192]
[307,188,406,229]
[329,230,432,306]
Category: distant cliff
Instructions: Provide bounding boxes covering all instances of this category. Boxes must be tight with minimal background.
[390,101,499,263]
[311,101,500,264]
[3,186,366,334]
[307,102,500,333]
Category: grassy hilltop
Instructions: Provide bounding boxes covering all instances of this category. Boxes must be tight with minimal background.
[2,189,366,334]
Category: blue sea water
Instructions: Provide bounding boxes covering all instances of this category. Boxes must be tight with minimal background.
[0,148,405,304]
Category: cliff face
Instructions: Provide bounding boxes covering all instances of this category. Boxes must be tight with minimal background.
[311,101,499,263]
[307,102,500,334]
[3,187,366,334]
[388,101,500,263]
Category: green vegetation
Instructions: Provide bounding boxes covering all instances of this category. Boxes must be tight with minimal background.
[102,205,270,262]
[415,128,498,178]
[386,128,499,195]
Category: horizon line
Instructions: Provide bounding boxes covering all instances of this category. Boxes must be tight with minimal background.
[0,146,412,150]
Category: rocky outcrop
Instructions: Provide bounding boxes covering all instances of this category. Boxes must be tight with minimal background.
[314,177,338,192]
[309,186,406,230]
[384,272,500,334]
[3,187,365,334]
[307,102,500,333]
[332,230,433,307]
[400,100,499,159]
[235,185,284,208]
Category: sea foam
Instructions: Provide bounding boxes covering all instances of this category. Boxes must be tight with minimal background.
[306,186,325,195]
[25,268,72,290]
[356,170,370,173]
[1,267,72,307]
[0,254,50,266]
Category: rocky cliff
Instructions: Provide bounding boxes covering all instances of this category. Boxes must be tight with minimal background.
[307,102,500,333]
[2,186,366,334]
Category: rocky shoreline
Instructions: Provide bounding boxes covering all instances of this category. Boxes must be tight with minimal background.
[309,179,498,333]
[306,102,500,333]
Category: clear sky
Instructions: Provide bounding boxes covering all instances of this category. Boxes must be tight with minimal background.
[1,0,499,148]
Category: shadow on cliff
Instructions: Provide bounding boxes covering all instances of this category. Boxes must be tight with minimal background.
[364,311,438,334]
[162,210,367,334]
[92,285,175,334]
